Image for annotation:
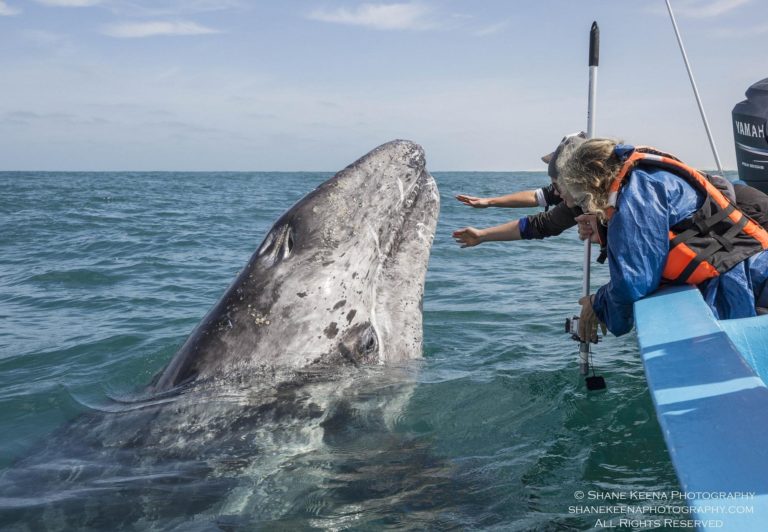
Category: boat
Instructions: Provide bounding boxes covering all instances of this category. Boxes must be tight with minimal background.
[623,4,768,526]
[576,6,768,527]
[635,286,768,530]
[631,74,768,529]
[632,74,768,528]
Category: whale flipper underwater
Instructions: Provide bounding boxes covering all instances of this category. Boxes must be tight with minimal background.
[0,140,443,529]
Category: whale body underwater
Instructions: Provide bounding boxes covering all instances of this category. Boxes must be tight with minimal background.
[0,140,442,529]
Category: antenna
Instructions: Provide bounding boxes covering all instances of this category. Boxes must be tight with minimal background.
[665,0,724,175]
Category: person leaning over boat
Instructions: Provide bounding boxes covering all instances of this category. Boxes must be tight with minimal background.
[452,132,606,249]
[559,138,768,344]
[452,133,768,251]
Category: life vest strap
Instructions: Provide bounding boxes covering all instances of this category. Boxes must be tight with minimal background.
[694,201,735,234]
[670,203,736,247]
[711,233,735,253]
[670,227,700,248]
[691,215,749,263]
[722,214,750,242]
[678,254,707,284]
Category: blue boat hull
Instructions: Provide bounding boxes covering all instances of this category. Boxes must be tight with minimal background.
[634,286,768,531]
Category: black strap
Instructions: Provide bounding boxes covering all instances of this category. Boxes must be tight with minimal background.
[597,245,608,264]
[717,214,749,247]
[678,214,749,268]
[671,204,740,252]
[677,254,705,284]
[671,228,700,247]
[694,202,735,235]
[592,221,609,264]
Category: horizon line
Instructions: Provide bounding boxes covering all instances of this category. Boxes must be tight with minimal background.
[0,168,738,174]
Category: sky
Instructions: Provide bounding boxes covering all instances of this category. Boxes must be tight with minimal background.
[1,0,767,171]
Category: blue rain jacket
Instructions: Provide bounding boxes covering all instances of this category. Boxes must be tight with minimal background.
[592,154,768,336]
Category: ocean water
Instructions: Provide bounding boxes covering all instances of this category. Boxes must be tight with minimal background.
[1,170,684,530]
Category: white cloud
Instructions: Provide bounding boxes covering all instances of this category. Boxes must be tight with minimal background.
[668,0,751,18]
[0,1,20,15]
[35,0,101,6]
[474,21,507,37]
[716,23,768,36]
[307,3,436,31]
[107,0,245,18]
[102,21,220,38]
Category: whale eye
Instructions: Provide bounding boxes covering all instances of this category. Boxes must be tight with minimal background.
[360,326,378,356]
[334,323,379,366]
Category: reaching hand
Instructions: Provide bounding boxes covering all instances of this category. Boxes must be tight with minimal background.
[452,227,484,248]
[578,294,607,343]
[575,213,600,243]
[455,194,489,208]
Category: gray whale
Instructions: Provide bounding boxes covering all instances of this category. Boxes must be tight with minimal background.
[153,139,439,390]
[0,140,442,529]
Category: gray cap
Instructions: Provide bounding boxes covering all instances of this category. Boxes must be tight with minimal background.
[541,131,587,180]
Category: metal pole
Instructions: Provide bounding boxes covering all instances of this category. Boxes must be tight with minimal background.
[665,0,724,175]
[580,21,599,375]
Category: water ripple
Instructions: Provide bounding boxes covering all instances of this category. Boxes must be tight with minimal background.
[0,170,697,529]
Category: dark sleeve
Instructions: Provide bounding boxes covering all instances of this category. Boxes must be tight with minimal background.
[540,183,563,208]
[735,184,768,231]
[521,202,581,239]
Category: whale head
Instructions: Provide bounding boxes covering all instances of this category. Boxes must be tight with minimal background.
[153,140,440,390]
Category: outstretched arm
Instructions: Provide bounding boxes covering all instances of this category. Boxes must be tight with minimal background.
[523,202,580,239]
[455,190,538,209]
[452,220,522,248]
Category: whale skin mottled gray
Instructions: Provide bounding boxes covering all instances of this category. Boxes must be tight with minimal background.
[0,140,443,530]
[153,138,440,390]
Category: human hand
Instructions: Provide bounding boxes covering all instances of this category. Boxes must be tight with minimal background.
[575,214,600,243]
[577,294,607,343]
[452,227,484,248]
[455,194,489,208]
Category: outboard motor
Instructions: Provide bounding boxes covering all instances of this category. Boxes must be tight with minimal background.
[732,78,768,192]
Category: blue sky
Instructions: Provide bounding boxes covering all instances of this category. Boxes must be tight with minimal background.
[1,0,766,171]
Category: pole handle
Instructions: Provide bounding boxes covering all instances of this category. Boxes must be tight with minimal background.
[589,22,600,67]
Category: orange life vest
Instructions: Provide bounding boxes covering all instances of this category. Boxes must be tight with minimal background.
[605,146,768,285]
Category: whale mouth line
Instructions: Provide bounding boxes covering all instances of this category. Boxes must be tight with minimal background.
[378,168,435,267]
[368,166,437,364]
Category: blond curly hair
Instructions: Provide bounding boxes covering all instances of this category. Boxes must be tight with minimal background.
[560,138,624,221]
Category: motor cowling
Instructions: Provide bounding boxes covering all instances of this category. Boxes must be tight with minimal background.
[733,78,768,192]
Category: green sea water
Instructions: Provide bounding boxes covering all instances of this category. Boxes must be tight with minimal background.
[0,170,689,530]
